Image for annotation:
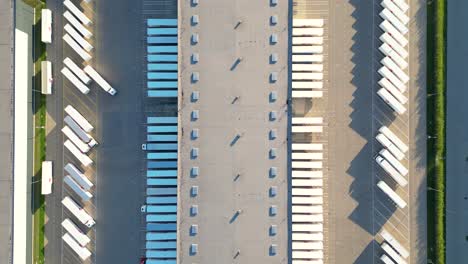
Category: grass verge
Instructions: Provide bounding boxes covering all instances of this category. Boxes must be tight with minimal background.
[30,1,47,263]
[427,0,446,263]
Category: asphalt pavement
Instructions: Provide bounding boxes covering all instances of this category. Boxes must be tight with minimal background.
[446,0,468,263]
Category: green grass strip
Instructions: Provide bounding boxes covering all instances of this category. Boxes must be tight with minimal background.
[31,1,47,263]
[427,0,446,263]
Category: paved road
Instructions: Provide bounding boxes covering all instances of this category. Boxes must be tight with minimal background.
[447,1,468,263]
[0,0,14,262]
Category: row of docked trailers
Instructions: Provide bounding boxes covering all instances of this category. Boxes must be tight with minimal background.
[377,0,410,115]
[146,19,178,98]
[376,1,411,261]
[291,117,325,263]
[144,116,178,264]
[291,19,325,99]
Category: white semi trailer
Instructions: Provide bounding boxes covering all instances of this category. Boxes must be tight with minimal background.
[41,9,52,43]
[64,24,93,52]
[64,163,94,191]
[63,57,91,84]
[380,8,408,34]
[380,229,410,258]
[379,126,409,153]
[62,233,92,260]
[292,72,323,80]
[62,196,95,227]
[381,242,408,264]
[41,161,53,195]
[61,67,90,94]
[376,133,405,160]
[292,28,324,36]
[41,61,53,94]
[375,156,408,187]
[379,20,408,47]
[63,11,92,39]
[378,66,406,92]
[292,46,323,54]
[62,126,90,153]
[64,116,98,147]
[61,218,91,247]
[379,43,408,69]
[377,181,406,209]
[65,105,93,132]
[292,19,324,28]
[377,88,407,114]
[381,0,410,24]
[381,57,409,83]
[292,91,323,98]
[292,37,323,45]
[63,0,92,26]
[63,34,92,61]
[292,55,324,63]
[380,33,408,58]
[292,64,323,72]
[84,65,117,95]
[64,140,93,167]
[292,81,323,89]
[64,175,93,201]
[379,78,408,104]
[380,149,408,176]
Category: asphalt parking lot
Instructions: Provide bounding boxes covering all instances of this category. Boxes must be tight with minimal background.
[293,0,426,263]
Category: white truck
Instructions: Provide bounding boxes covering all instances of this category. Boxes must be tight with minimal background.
[63,0,92,26]
[381,242,408,264]
[41,161,53,195]
[63,57,91,84]
[61,218,91,247]
[84,65,117,95]
[41,9,52,43]
[64,175,93,201]
[64,140,93,167]
[62,196,95,227]
[292,55,323,63]
[376,133,405,160]
[62,126,91,153]
[292,37,323,45]
[64,24,93,52]
[62,233,92,260]
[380,149,408,176]
[379,126,409,153]
[377,88,407,115]
[63,34,92,61]
[61,67,90,94]
[375,156,408,187]
[64,116,98,147]
[64,163,94,191]
[63,11,92,39]
[65,105,94,132]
